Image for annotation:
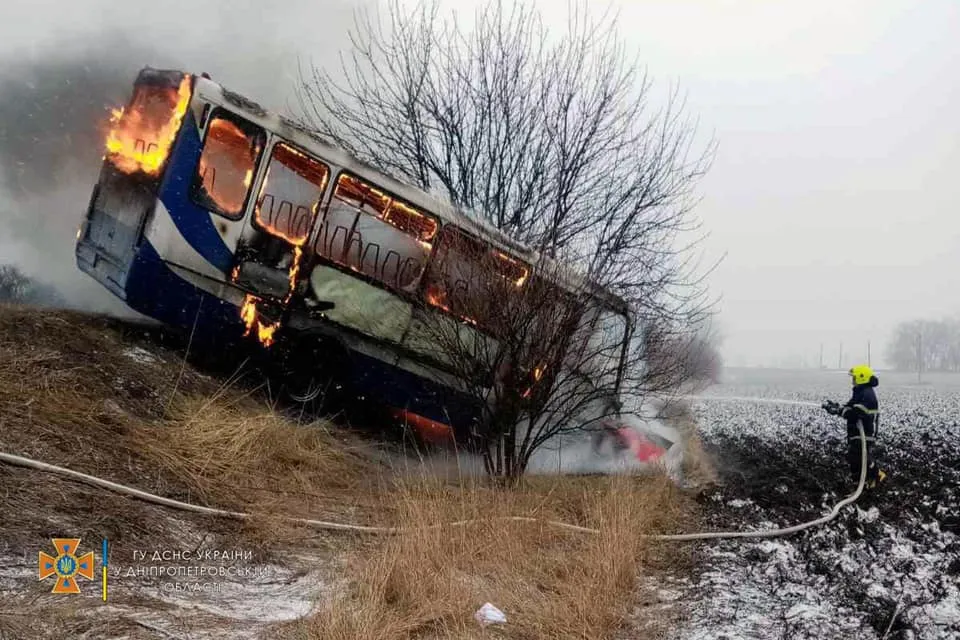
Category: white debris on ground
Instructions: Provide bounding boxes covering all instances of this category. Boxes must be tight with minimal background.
[525,404,684,476]
[1,520,336,639]
[665,370,960,640]
[404,405,684,479]
[152,559,330,623]
[475,602,508,627]
[121,345,160,365]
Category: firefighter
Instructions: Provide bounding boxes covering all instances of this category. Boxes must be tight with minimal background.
[822,364,887,489]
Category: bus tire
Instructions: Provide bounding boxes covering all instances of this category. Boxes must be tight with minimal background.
[276,333,352,416]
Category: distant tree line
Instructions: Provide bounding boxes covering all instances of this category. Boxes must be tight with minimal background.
[643,322,722,388]
[886,318,960,372]
[0,264,64,307]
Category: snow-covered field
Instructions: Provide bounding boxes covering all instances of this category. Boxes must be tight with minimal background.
[667,369,959,640]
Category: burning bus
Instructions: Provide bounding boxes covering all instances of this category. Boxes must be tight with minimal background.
[75,68,639,449]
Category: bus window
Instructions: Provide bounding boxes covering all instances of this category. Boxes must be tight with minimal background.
[332,173,390,216]
[313,173,438,292]
[422,227,529,335]
[191,112,264,219]
[254,143,329,245]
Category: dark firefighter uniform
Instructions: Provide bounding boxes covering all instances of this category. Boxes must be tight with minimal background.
[822,364,887,488]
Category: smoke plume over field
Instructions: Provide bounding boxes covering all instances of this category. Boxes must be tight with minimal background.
[0,0,360,312]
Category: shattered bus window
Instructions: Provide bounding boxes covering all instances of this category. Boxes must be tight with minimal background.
[192,114,264,218]
[254,143,329,245]
[105,76,191,176]
[423,227,530,337]
[314,173,437,292]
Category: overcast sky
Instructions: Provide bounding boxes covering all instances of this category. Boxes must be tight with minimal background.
[1,0,956,368]
[423,0,959,368]
[603,0,960,369]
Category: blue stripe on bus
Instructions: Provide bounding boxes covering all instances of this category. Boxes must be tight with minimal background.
[124,239,480,433]
[156,110,235,273]
[126,240,243,340]
[348,350,483,433]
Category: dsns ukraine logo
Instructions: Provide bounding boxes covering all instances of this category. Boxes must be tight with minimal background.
[38,538,95,594]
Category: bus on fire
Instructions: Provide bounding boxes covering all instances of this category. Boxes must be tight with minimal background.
[75,67,632,446]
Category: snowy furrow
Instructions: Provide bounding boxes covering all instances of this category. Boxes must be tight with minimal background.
[669,373,960,640]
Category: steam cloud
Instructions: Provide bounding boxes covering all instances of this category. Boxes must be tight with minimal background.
[0,0,362,314]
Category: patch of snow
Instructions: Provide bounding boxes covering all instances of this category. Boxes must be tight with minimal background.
[657,589,683,602]
[785,603,821,620]
[153,559,328,623]
[920,597,960,627]
[0,552,33,591]
[858,506,880,523]
[122,346,159,365]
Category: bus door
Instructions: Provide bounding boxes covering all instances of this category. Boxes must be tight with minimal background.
[77,69,191,295]
[231,141,332,303]
[170,105,267,292]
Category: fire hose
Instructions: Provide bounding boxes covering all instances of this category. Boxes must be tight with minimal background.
[0,418,867,542]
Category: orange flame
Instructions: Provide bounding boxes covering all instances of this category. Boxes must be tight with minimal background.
[240,294,257,330]
[240,294,279,347]
[235,146,327,343]
[234,249,297,346]
[257,321,278,347]
[235,206,308,344]
[522,365,546,399]
[284,246,304,304]
[425,286,448,310]
[424,285,480,326]
[105,76,192,176]
[495,251,529,287]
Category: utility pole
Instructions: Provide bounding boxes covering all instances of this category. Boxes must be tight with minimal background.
[819,343,824,370]
[917,331,923,384]
[838,343,843,370]
[867,341,872,367]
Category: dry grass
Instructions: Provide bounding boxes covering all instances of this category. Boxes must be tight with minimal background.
[130,393,386,533]
[291,473,693,640]
[0,304,383,551]
[0,304,703,639]
[655,397,719,488]
[0,304,388,637]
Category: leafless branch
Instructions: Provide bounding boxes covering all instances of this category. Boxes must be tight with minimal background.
[297,0,718,476]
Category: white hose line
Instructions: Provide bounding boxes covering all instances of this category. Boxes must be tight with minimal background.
[680,394,821,408]
[654,423,867,541]
[0,426,867,542]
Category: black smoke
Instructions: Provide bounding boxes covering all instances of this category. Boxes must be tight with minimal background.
[0,37,157,198]
[0,0,363,313]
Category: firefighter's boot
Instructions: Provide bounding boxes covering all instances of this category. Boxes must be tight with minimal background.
[867,469,888,490]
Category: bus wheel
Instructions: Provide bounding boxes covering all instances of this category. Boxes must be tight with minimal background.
[276,335,349,418]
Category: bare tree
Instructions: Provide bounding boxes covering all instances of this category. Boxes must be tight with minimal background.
[409,237,633,477]
[0,264,32,302]
[643,320,722,392]
[297,0,717,476]
[887,317,960,373]
[0,264,65,307]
